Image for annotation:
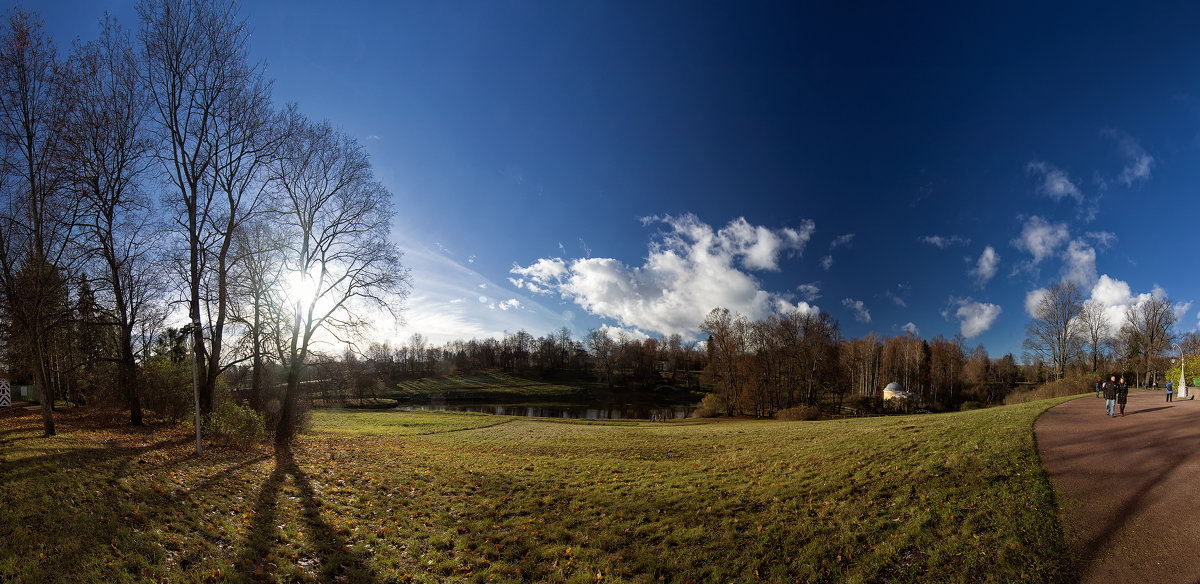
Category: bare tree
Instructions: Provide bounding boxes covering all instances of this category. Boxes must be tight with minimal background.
[841,333,881,399]
[1078,299,1110,374]
[1124,295,1176,386]
[1181,331,1200,356]
[64,16,159,425]
[268,115,408,443]
[1022,282,1084,380]
[139,0,274,417]
[586,328,617,389]
[228,219,286,413]
[0,8,79,436]
[701,308,751,414]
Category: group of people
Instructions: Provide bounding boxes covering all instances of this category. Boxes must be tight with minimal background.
[1094,375,1185,416]
[1094,375,1129,417]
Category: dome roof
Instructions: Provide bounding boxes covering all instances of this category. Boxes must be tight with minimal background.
[884,382,903,392]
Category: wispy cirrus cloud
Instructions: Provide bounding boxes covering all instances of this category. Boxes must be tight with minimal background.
[920,234,970,248]
[1102,128,1155,187]
[881,282,911,308]
[830,233,856,250]
[1027,161,1099,221]
[796,282,821,302]
[1027,161,1084,204]
[842,298,871,323]
[969,246,1000,287]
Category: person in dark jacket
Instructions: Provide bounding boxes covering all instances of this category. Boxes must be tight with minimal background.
[1096,378,1102,398]
[1117,377,1129,416]
[1103,375,1118,417]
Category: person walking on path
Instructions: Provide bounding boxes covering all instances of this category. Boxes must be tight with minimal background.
[1096,378,1102,398]
[1104,375,1118,416]
[1117,377,1129,416]
[1167,380,1174,402]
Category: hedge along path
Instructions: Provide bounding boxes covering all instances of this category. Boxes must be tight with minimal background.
[1035,389,1200,584]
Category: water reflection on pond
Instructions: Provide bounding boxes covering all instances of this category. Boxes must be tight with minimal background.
[400,403,697,420]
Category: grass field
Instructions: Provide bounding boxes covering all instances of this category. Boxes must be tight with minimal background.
[0,397,1078,583]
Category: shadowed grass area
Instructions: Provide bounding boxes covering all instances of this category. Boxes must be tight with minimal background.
[0,398,1077,582]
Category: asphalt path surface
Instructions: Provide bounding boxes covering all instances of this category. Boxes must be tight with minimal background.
[1036,389,1200,583]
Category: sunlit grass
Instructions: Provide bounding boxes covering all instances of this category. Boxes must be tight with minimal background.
[0,397,1077,582]
[310,409,511,435]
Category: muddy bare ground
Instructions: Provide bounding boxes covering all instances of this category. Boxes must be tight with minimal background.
[1036,389,1200,583]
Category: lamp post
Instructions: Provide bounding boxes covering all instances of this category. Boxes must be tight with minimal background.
[182,320,202,455]
[1176,344,1188,400]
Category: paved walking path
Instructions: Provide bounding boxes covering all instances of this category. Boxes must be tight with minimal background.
[1035,389,1200,583]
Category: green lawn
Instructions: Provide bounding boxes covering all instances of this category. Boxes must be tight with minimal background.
[0,397,1078,583]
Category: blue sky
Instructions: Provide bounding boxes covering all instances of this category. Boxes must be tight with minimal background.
[35,1,1200,357]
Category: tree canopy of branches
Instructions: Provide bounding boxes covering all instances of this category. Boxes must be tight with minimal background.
[1022,282,1084,381]
[65,16,157,425]
[0,8,78,436]
[268,115,409,443]
[139,0,275,417]
[1121,294,1176,386]
[1078,299,1110,374]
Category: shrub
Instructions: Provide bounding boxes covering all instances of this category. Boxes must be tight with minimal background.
[692,393,727,418]
[959,400,986,411]
[774,405,821,421]
[140,360,193,421]
[847,395,879,415]
[203,402,266,447]
[1004,373,1093,405]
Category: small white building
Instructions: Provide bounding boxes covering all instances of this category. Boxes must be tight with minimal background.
[883,382,913,401]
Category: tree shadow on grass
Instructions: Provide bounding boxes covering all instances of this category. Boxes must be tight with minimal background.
[239,442,377,583]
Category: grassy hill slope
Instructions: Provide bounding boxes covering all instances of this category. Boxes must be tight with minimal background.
[0,396,1078,583]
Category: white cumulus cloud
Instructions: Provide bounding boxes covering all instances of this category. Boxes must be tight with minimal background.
[511,214,817,336]
[776,299,820,316]
[949,298,1002,338]
[1013,216,1069,267]
[901,322,920,336]
[1082,275,1180,337]
[1061,240,1098,288]
[599,324,651,343]
[1025,288,1049,318]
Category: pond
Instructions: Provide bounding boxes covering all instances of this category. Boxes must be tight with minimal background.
[400,402,697,420]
